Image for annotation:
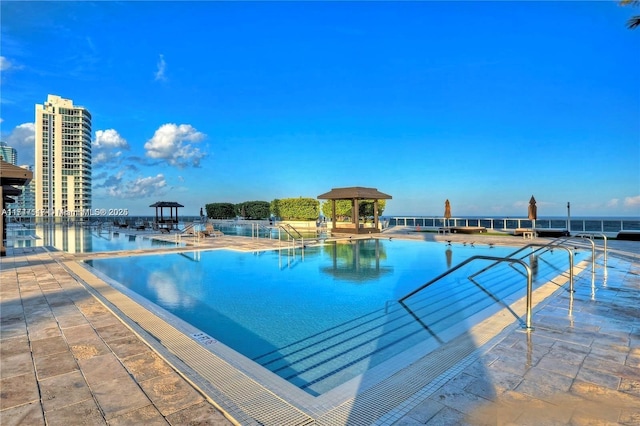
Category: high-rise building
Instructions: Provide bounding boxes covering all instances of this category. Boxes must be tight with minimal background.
[0,141,17,164]
[35,95,92,216]
[0,142,35,216]
[13,165,36,214]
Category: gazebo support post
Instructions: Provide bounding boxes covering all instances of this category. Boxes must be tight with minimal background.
[331,200,337,232]
[150,201,184,231]
[374,199,379,230]
[317,187,392,235]
[353,199,359,230]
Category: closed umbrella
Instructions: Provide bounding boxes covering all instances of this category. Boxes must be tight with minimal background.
[528,196,537,235]
[444,199,452,227]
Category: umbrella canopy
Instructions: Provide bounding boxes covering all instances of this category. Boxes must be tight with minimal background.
[528,196,537,220]
[444,199,452,219]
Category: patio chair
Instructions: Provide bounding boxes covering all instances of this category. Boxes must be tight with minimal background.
[200,223,223,238]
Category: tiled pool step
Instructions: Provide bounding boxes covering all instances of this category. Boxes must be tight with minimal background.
[255,250,582,395]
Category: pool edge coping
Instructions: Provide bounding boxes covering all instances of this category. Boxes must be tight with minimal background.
[56,241,593,425]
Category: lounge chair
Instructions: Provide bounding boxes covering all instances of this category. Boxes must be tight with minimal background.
[200,223,224,238]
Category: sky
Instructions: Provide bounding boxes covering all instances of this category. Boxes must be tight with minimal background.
[1,1,639,218]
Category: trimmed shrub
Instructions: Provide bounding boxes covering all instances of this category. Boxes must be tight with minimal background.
[236,201,270,219]
[272,197,319,220]
[205,203,236,219]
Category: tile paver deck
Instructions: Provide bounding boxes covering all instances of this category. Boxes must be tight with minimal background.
[1,229,638,425]
[1,244,236,426]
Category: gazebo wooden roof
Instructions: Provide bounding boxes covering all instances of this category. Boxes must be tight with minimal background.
[150,201,184,230]
[318,186,392,201]
[149,201,184,208]
[318,186,391,234]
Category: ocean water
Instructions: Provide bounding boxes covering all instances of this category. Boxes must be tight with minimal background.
[384,216,640,232]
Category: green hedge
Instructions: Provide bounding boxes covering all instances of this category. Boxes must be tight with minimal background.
[236,201,270,219]
[205,203,236,219]
[206,198,328,221]
[271,197,319,220]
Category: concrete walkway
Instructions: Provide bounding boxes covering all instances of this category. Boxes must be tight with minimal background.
[388,232,640,425]
[1,231,639,425]
[1,247,234,425]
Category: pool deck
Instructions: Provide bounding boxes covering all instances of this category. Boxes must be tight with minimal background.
[1,228,639,425]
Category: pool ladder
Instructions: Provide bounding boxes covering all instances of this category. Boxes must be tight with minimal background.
[278,224,309,247]
[398,237,603,331]
[399,255,535,330]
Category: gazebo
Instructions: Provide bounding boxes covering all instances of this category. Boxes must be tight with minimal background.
[150,201,184,231]
[1,160,33,256]
[318,186,392,234]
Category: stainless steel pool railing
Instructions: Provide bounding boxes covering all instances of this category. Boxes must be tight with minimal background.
[278,224,305,247]
[251,223,273,239]
[574,232,607,264]
[549,235,596,273]
[399,255,534,330]
[469,243,575,292]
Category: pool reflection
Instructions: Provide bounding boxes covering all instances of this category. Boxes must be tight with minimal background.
[320,239,393,282]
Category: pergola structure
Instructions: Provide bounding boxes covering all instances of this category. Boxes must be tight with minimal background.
[150,201,184,230]
[1,160,33,256]
[318,186,392,234]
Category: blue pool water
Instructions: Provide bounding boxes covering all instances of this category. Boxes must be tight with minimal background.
[7,225,183,253]
[85,239,586,395]
[211,222,317,240]
[73,231,184,253]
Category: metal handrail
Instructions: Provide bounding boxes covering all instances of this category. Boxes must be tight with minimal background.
[549,236,595,273]
[284,224,304,239]
[469,243,575,292]
[575,232,607,264]
[278,225,304,247]
[174,222,196,236]
[399,255,534,330]
[252,223,273,239]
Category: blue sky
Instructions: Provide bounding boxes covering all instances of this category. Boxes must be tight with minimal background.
[1,1,638,217]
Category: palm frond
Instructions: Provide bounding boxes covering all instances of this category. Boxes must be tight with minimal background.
[628,15,640,29]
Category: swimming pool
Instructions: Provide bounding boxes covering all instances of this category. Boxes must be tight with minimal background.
[211,221,318,240]
[7,224,184,253]
[85,238,586,396]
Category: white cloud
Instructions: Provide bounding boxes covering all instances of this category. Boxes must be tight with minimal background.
[155,54,167,81]
[92,129,129,165]
[94,129,129,149]
[93,150,124,164]
[512,200,528,210]
[624,195,640,208]
[106,174,167,199]
[144,123,206,168]
[4,123,35,165]
[0,56,11,71]
[606,198,619,208]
